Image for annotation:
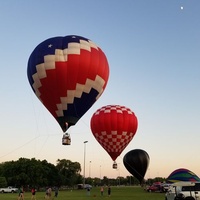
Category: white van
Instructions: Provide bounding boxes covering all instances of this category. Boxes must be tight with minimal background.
[165,181,200,200]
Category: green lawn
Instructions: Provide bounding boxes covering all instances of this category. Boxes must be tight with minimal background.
[0,186,165,200]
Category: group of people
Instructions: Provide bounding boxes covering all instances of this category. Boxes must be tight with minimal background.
[100,186,111,196]
[17,186,59,200]
[86,186,111,197]
[18,186,36,200]
[45,187,59,199]
[17,185,111,198]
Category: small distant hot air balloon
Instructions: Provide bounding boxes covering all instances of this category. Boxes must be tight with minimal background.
[27,35,109,145]
[90,105,138,169]
[167,168,200,183]
[123,149,150,184]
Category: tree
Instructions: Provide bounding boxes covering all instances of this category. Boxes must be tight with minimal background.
[0,177,7,187]
[56,159,81,186]
[0,157,167,188]
[0,158,61,188]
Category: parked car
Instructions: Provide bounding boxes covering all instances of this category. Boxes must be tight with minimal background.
[84,184,92,189]
[77,184,92,189]
[165,181,200,200]
[0,186,18,193]
[146,182,171,193]
[161,183,172,192]
[146,182,162,192]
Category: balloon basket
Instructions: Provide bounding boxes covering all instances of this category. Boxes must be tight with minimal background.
[62,133,71,145]
[112,162,117,169]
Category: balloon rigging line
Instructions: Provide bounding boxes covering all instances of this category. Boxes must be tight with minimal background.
[0,135,40,159]
[35,135,50,157]
[29,89,41,134]
[29,89,41,156]
[0,134,59,159]
[30,88,59,157]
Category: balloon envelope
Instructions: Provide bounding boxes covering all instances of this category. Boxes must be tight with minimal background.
[90,105,138,161]
[123,149,150,184]
[167,168,200,183]
[27,35,109,132]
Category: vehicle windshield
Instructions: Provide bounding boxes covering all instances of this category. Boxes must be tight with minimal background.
[195,183,200,191]
[182,183,200,192]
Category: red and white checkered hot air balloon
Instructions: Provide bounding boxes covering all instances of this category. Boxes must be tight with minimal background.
[90,105,138,169]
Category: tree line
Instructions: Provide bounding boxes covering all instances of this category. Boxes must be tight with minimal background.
[0,157,166,190]
[0,158,82,189]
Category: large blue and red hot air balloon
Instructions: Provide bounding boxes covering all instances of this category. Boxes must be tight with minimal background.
[27,35,109,144]
[90,105,138,168]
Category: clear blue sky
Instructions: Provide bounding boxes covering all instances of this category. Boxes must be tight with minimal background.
[0,0,200,179]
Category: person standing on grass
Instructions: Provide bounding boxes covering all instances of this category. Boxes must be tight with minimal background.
[31,187,36,200]
[18,186,24,200]
[108,186,111,197]
[48,187,52,199]
[100,186,104,196]
[45,187,48,199]
[87,187,91,196]
[54,187,59,197]
[45,187,52,199]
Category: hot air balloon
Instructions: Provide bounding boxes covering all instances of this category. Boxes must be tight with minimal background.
[123,149,150,184]
[27,35,109,145]
[167,168,200,183]
[90,105,138,169]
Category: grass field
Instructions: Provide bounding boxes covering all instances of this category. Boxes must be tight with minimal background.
[0,186,165,200]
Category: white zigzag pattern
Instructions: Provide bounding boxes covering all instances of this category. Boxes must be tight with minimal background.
[31,39,105,117]
[55,75,105,117]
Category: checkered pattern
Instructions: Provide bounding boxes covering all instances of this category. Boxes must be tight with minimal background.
[94,131,135,152]
[91,105,138,161]
[94,105,134,115]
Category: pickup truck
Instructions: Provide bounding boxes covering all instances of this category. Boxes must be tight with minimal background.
[0,186,18,193]
[165,181,200,200]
